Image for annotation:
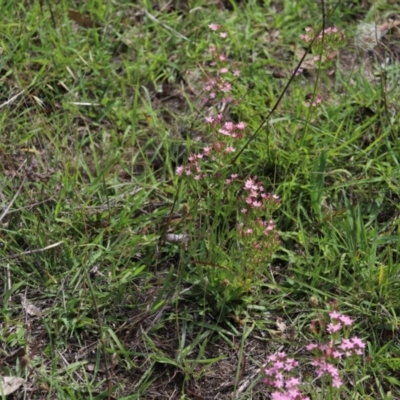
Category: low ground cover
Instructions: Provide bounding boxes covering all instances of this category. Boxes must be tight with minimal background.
[1,0,400,398]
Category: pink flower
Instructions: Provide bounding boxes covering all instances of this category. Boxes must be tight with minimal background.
[306,343,318,351]
[233,69,240,76]
[339,338,353,350]
[284,359,299,371]
[351,336,365,349]
[329,311,341,319]
[225,146,236,153]
[236,122,246,129]
[220,32,228,38]
[244,178,254,189]
[221,82,232,92]
[327,322,342,334]
[224,121,235,131]
[338,314,353,326]
[295,67,303,76]
[208,23,220,31]
[220,67,229,73]
[176,166,184,176]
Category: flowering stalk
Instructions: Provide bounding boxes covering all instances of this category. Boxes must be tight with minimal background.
[176,24,281,286]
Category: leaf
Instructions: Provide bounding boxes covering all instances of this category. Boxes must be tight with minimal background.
[276,317,287,333]
[68,10,98,28]
[0,376,24,396]
[293,47,338,70]
[24,302,42,316]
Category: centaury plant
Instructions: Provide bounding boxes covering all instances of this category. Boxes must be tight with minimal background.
[177,25,281,315]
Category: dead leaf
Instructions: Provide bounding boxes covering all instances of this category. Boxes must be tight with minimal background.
[0,376,24,396]
[162,233,190,244]
[276,317,287,333]
[68,10,99,28]
[24,302,42,316]
[294,47,338,70]
[186,388,205,400]
[379,19,400,35]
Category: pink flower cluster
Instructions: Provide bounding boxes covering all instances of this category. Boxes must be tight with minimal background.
[262,309,366,397]
[262,352,309,400]
[242,177,280,211]
[306,311,366,388]
[305,94,322,108]
[236,177,281,270]
[175,117,248,180]
[175,24,246,180]
[203,24,240,104]
[300,26,344,44]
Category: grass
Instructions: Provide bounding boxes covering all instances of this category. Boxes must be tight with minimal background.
[1,0,400,398]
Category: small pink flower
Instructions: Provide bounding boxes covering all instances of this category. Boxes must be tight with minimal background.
[218,128,230,136]
[338,314,353,326]
[208,23,220,31]
[220,67,229,73]
[265,225,274,233]
[220,32,228,38]
[295,67,303,76]
[224,121,235,131]
[327,322,342,334]
[233,69,240,76]
[225,146,236,153]
[236,122,246,129]
[221,82,232,92]
[339,338,353,350]
[329,311,341,319]
[176,166,184,175]
[244,178,254,189]
[351,336,365,349]
[188,153,197,162]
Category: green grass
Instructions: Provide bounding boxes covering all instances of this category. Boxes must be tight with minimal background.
[1,0,400,398]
